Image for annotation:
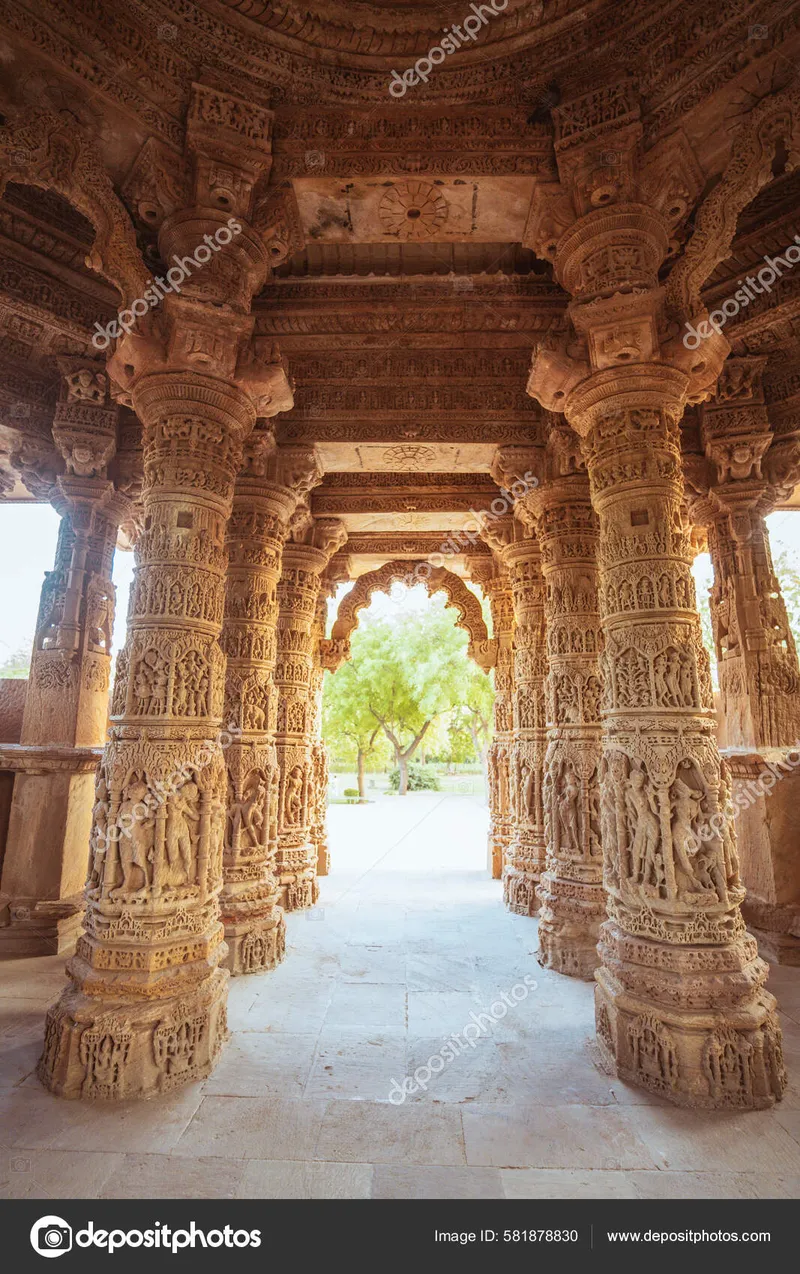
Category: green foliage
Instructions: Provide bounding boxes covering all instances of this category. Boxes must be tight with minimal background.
[388,763,440,791]
[321,592,495,779]
[343,788,359,797]
[773,547,800,645]
[0,643,32,679]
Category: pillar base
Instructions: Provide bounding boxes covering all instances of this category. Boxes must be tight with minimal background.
[223,910,286,976]
[280,871,319,912]
[536,874,604,980]
[315,837,330,877]
[742,896,800,966]
[594,921,786,1110]
[503,867,540,917]
[0,893,84,957]
[489,829,510,880]
[38,968,230,1101]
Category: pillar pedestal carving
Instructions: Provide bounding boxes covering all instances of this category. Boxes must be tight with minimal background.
[274,516,346,911]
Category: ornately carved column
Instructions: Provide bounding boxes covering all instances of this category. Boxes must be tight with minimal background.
[699,359,800,749]
[38,82,295,1098]
[484,517,548,916]
[685,359,800,963]
[517,430,606,977]
[475,562,515,881]
[0,362,133,955]
[309,585,331,877]
[219,432,301,976]
[525,84,785,1106]
[274,514,346,911]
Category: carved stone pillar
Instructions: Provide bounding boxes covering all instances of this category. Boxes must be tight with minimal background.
[38,82,296,1098]
[476,564,515,881]
[274,515,346,911]
[309,587,331,877]
[0,364,132,955]
[525,85,785,1106]
[686,360,800,963]
[518,430,606,978]
[501,529,549,916]
[219,432,305,977]
[700,359,800,750]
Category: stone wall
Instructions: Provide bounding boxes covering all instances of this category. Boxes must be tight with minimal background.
[0,678,27,744]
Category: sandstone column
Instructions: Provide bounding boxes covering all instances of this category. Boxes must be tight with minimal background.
[525,86,785,1106]
[219,434,322,974]
[474,562,515,880]
[38,84,295,1098]
[0,363,133,955]
[274,513,346,911]
[503,431,606,975]
[309,580,334,878]
[501,527,548,916]
[686,359,800,963]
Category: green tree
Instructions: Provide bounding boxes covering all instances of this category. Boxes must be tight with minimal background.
[323,659,385,798]
[773,547,800,646]
[0,642,32,678]
[325,595,492,794]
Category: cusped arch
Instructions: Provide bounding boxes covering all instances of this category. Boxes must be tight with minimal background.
[324,560,496,673]
[0,109,149,304]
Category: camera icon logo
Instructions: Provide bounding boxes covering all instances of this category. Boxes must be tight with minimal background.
[30,1216,73,1259]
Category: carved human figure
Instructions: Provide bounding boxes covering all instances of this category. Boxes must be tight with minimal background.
[114,781,154,897]
[166,780,200,886]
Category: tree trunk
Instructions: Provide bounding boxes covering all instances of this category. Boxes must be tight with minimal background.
[398,752,408,795]
[357,748,366,800]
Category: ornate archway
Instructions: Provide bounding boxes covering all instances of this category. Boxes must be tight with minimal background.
[320,560,496,673]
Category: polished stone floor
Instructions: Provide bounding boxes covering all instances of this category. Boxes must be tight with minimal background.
[1,791,800,1199]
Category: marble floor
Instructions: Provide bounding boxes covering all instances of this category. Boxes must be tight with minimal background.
[1,791,800,1200]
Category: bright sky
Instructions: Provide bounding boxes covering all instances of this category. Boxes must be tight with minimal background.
[0,502,798,671]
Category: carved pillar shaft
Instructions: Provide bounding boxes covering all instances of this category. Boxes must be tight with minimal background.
[531,475,605,977]
[219,457,295,976]
[706,503,800,749]
[502,539,548,915]
[274,543,331,911]
[309,588,331,877]
[39,373,255,1100]
[484,573,515,882]
[573,378,785,1108]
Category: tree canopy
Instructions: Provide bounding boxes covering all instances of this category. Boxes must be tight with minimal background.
[322,591,493,793]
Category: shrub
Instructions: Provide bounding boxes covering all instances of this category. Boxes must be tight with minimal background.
[388,763,440,792]
[343,788,359,797]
